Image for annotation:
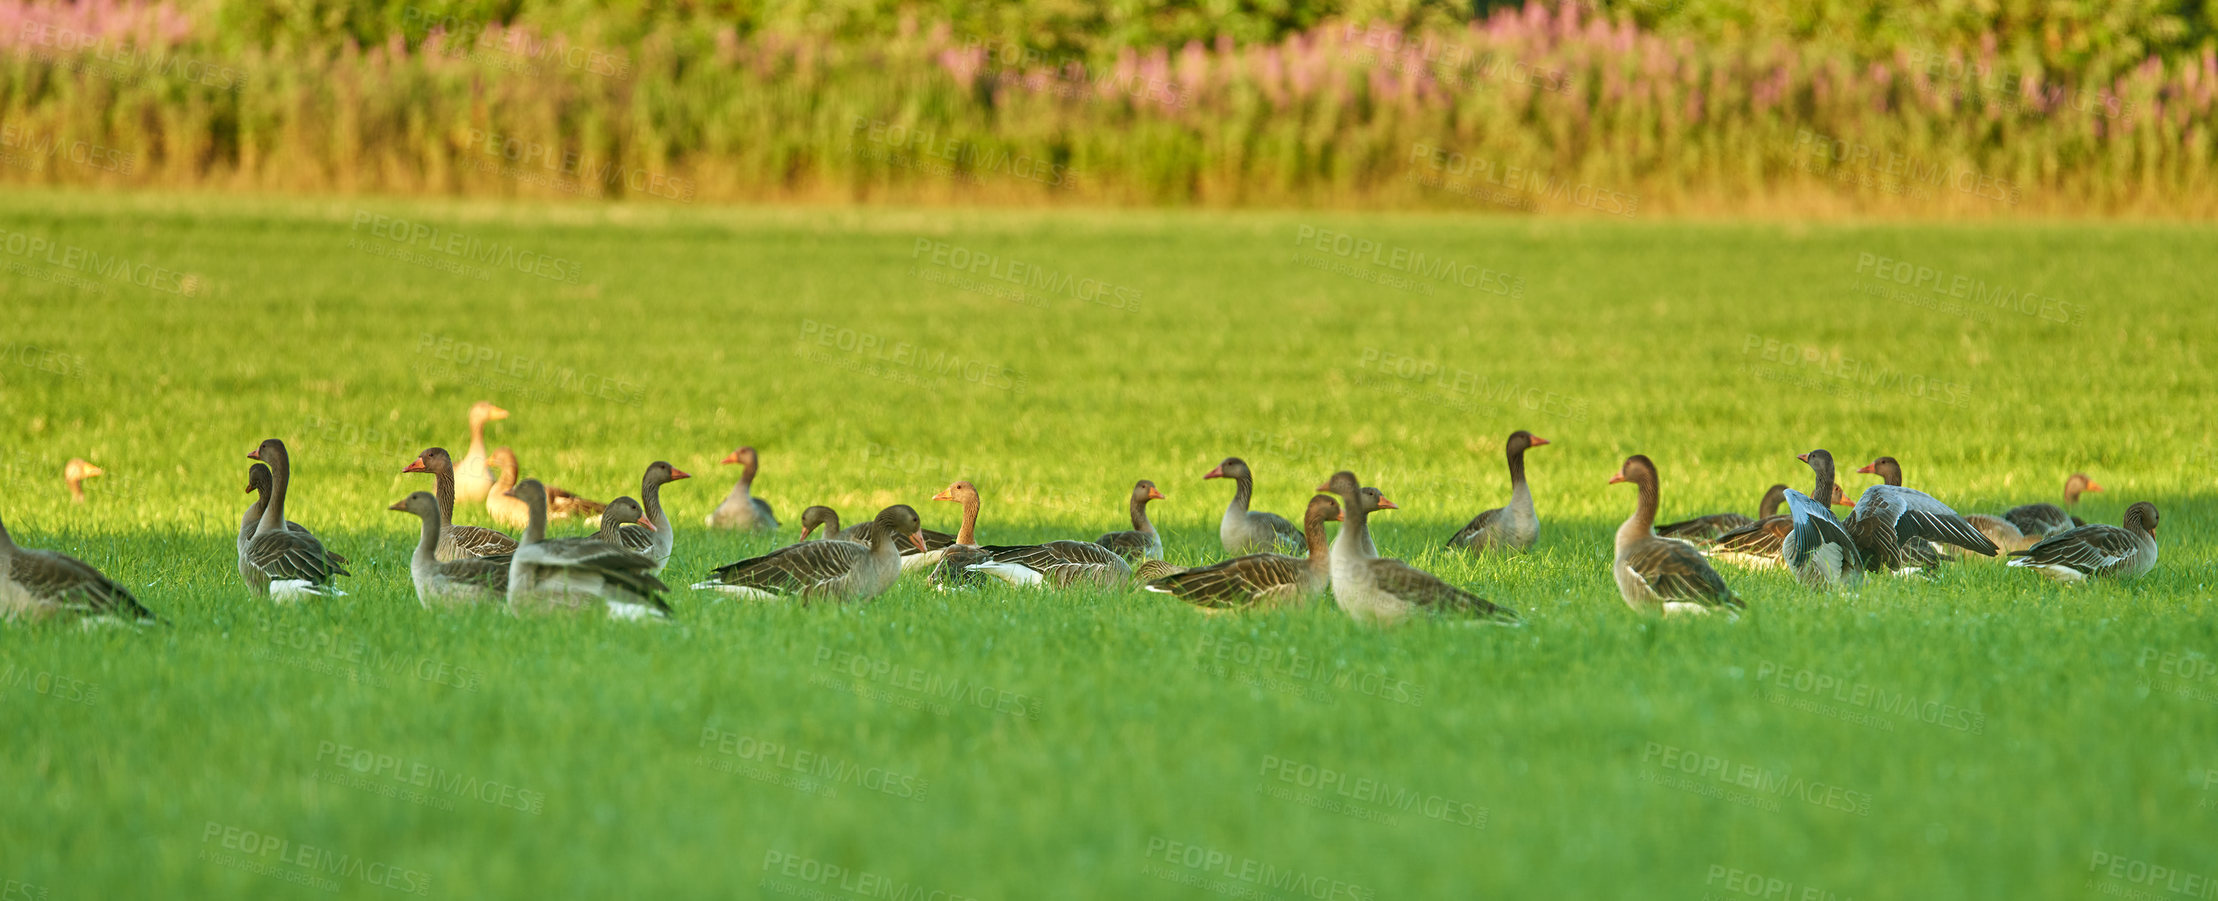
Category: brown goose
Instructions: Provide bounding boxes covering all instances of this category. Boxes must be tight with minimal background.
[613,461,688,573]
[0,511,157,624]
[1856,455,2036,557]
[485,446,604,531]
[1816,450,1998,572]
[1446,430,1548,553]
[1780,456,1863,592]
[1707,484,1853,569]
[64,458,104,503]
[1321,471,1518,626]
[505,479,670,620]
[969,538,1135,588]
[388,491,508,607]
[1608,456,1741,617]
[453,401,509,505]
[1095,480,1166,562]
[1205,458,1303,554]
[241,439,350,601]
[705,446,779,530]
[692,505,926,601]
[1144,495,1338,610]
[591,497,655,547]
[2008,502,2158,582]
[1657,484,1790,544]
[403,447,520,561]
[2002,473,2102,538]
[921,480,988,588]
[240,463,348,570]
[799,506,842,539]
[802,505,959,578]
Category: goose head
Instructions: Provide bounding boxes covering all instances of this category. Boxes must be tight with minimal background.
[930,480,980,505]
[469,401,509,427]
[1608,454,1658,489]
[64,458,104,501]
[403,446,453,475]
[246,438,288,468]
[1315,470,1362,503]
[1304,494,1343,526]
[1131,480,1165,505]
[386,491,440,518]
[1203,457,1252,481]
[2124,501,2159,534]
[799,505,839,539]
[1356,486,1397,513]
[246,463,272,495]
[2066,472,2103,503]
[720,446,759,467]
[644,460,690,488]
[1795,449,1837,485]
[603,497,652,532]
[1854,456,1903,485]
[871,504,929,552]
[1507,430,1549,454]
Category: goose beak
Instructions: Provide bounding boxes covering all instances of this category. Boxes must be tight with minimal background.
[930,488,955,502]
[1145,486,1166,500]
[489,405,509,420]
[386,500,408,512]
[243,480,256,493]
[1795,453,1810,463]
[909,531,929,553]
[246,448,262,460]
[402,458,428,473]
[720,451,741,465]
[1855,463,1876,474]
[669,468,692,481]
[1607,472,1627,484]
[1203,465,1225,480]
[82,464,105,477]
[1528,437,1550,447]
[1314,480,1331,491]
[2088,481,2105,492]
[1376,498,1399,510]
[800,525,818,540]
[636,517,656,531]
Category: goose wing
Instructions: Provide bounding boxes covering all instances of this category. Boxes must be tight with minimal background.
[247,527,349,584]
[436,554,512,592]
[1144,553,1303,608]
[2001,503,2071,537]
[1655,512,1755,543]
[701,539,868,596]
[1445,506,1508,548]
[2008,523,2139,575]
[1782,489,1860,571]
[10,549,157,621]
[1359,558,1519,623]
[449,525,519,557]
[978,540,1127,570]
[1710,516,1790,557]
[1847,485,1999,566]
[1623,537,1741,609]
[523,537,670,600]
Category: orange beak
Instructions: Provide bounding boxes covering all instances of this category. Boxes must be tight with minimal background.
[2088,481,2105,492]
[1203,465,1225,480]
[930,488,955,502]
[243,479,256,493]
[909,532,929,553]
[246,448,262,460]
[1529,437,1550,447]
[669,468,692,481]
[1314,480,1332,491]
[635,517,656,532]
[1376,498,1399,510]
[402,457,428,473]
[1145,486,1166,501]
[1796,453,1810,463]
[387,500,409,512]
[1855,462,1876,474]
[720,451,741,465]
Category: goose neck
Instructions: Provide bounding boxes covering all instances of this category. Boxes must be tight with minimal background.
[956,495,979,546]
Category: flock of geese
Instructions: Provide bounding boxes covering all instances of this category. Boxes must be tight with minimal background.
[0,406,2165,627]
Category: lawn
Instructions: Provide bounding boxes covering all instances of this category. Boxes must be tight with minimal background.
[1,191,2212,899]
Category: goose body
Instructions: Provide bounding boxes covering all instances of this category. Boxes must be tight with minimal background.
[614,462,689,574]
[693,505,925,601]
[1609,456,1741,617]
[802,506,958,573]
[388,492,508,607]
[970,540,1133,588]
[2009,502,2159,582]
[1706,483,1852,569]
[403,447,519,561]
[0,513,157,624]
[705,445,780,530]
[1657,484,1789,544]
[505,480,670,620]
[238,463,343,576]
[1446,430,1547,553]
[64,458,104,504]
[241,440,350,601]
[453,401,508,505]
[1094,480,1166,562]
[485,447,604,531]
[1145,495,1338,611]
[2002,473,2102,538]
[1205,458,1302,554]
[1778,457,1863,592]
[1323,472,1517,626]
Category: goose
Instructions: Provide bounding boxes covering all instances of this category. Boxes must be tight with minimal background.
[967,538,1134,588]
[1445,430,1548,553]
[1656,484,1790,544]
[705,446,779,530]
[1204,457,1302,554]
[402,447,520,560]
[691,505,927,601]
[921,480,990,588]
[1707,484,1853,568]
[1144,494,1338,611]
[591,497,655,547]
[0,511,158,624]
[240,463,348,570]
[1780,456,1862,592]
[1608,455,1741,617]
[64,458,104,503]
[1321,471,1518,626]
[2008,501,2159,582]
[387,491,509,607]
[485,446,604,531]
[799,506,841,539]
[505,479,670,620]
[612,461,688,573]
[453,401,509,505]
[241,439,350,601]
[1094,480,1166,562]
[1812,449,1997,572]
[2002,473,2102,538]
[801,504,957,559]
[1855,455,2035,557]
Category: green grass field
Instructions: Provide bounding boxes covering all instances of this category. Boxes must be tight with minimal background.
[2,192,2212,899]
